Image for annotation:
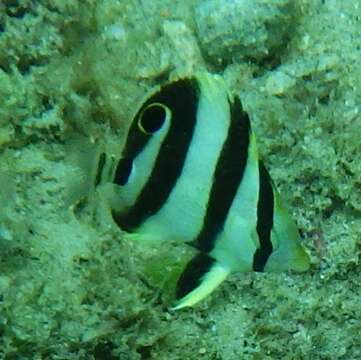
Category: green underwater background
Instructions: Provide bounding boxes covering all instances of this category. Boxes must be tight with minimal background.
[0,0,361,359]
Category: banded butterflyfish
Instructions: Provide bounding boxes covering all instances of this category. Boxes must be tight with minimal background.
[109,72,310,310]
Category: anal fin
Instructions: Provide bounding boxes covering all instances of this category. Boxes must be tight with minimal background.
[172,253,230,310]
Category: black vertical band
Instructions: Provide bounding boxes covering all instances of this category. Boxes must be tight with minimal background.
[112,79,199,231]
[192,96,251,253]
[253,161,274,271]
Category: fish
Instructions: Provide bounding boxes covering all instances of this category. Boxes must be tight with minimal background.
[109,72,310,310]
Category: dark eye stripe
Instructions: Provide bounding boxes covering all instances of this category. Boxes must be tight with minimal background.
[119,109,152,165]
[116,96,171,176]
[114,157,133,186]
[192,96,251,253]
[112,78,199,231]
[252,161,274,271]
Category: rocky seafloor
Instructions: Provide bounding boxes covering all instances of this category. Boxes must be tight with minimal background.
[0,1,360,359]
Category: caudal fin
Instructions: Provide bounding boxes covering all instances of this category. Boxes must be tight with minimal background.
[172,253,230,310]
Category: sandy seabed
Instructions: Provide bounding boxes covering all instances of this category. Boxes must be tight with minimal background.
[0,1,360,359]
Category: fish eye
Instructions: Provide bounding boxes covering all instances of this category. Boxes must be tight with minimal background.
[138,103,169,134]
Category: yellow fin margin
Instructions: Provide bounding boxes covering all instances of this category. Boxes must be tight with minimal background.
[171,262,231,310]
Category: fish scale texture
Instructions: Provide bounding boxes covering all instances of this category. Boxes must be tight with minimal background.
[0,0,361,359]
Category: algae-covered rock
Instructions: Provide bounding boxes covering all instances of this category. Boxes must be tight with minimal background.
[1,0,361,359]
[194,0,299,67]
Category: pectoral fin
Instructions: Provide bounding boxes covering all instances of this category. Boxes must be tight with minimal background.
[172,253,230,310]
